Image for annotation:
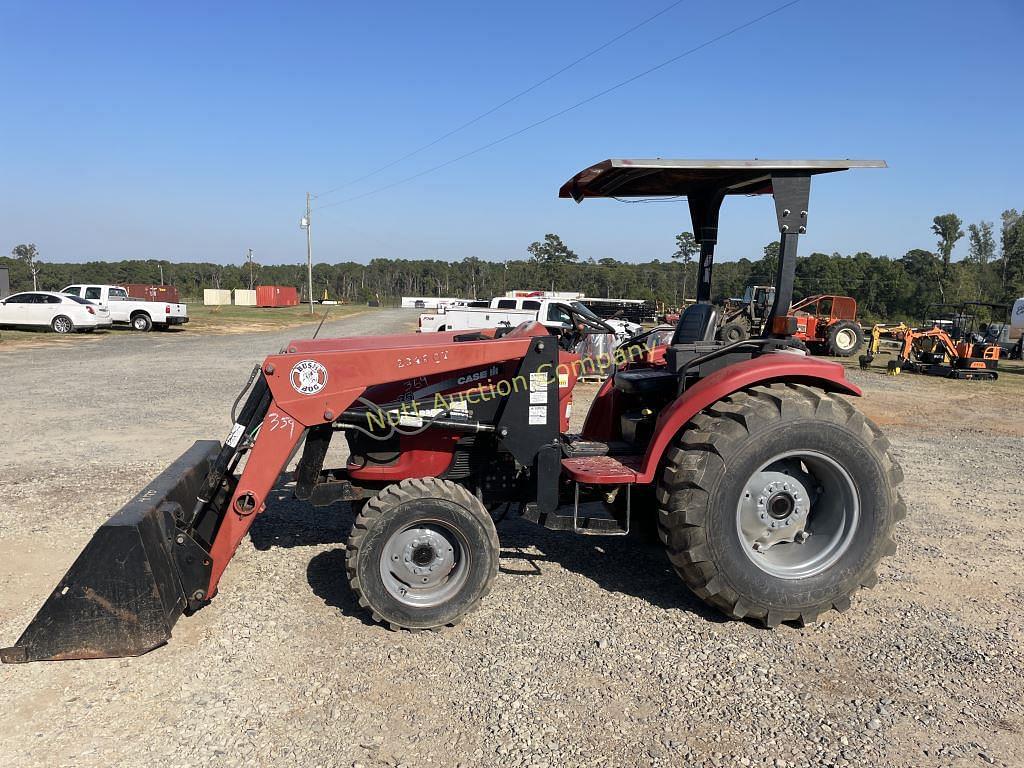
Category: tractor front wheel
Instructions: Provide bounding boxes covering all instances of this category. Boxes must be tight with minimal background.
[719,318,751,344]
[346,478,499,630]
[657,383,905,626]
[827,320,864,356]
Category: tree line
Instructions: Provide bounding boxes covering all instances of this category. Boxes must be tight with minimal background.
[4,210,1023,323]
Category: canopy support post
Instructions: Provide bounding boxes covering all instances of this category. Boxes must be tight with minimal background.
[765,173,811,334]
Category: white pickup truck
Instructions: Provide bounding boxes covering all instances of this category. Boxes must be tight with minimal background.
[61,284,189,331]
[418,296,642,337]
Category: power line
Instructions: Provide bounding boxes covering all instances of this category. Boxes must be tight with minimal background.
[312,0,690,201]
[315,0,803,213]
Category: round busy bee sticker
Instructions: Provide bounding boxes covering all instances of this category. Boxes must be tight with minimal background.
[289,359,329,395]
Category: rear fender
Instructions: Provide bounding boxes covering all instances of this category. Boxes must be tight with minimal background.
[635,355,859,483]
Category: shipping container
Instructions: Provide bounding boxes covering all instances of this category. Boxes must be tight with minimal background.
[122,284,181,303]
[203,289,232,306]
[256,285,299,307]
[234,289,257,307]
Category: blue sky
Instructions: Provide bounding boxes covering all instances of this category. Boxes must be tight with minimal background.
[2,0,1022,267]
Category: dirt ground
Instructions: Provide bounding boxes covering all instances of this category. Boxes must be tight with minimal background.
[0,310,1021,768]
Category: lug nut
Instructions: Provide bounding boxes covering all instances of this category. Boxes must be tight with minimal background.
[192,590,205,601]
[264,364,275,375]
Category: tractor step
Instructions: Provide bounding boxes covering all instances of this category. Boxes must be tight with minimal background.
[521,471,635,536]
[561,455,641,483]
[520,503,629,535]
[560,434,634,459]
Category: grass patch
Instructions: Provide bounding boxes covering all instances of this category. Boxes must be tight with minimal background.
[846,350,1024,391]
[185,303,368,333]
[0,304,374,351]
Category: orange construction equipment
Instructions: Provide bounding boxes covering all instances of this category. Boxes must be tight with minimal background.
[887,325,1000,380]
[787,295,864,356]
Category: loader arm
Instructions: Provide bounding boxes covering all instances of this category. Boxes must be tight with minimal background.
[202,325,555,597]
[2,323,561,662]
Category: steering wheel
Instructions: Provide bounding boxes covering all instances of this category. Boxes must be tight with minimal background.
[570,305,616,335]
[559,305,617,350]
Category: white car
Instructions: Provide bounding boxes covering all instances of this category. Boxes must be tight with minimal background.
[0,291,113,333]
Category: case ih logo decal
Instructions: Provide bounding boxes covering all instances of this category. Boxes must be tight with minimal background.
[290,360,328,395]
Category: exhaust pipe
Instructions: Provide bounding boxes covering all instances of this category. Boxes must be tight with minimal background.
[1,441,220,663]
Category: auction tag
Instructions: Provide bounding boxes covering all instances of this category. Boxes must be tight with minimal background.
[226,422,245,448]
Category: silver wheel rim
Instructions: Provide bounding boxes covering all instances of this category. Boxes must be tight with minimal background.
[134,316,147,330]
[54,317,72,333]
[835,328,856,351]
[379,520,470,607]
[736,450,859,579]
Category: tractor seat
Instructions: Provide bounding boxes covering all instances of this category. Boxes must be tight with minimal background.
[614,303,720,397]
[671,303,719,344]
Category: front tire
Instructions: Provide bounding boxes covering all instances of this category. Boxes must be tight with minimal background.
[719,319,751,344]
[346,478,499,630]
[131,313,153,332]
[657,383,905,626]
[51,315,74,334]
[827,320,864,356]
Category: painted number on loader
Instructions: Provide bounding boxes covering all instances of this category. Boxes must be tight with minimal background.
[397,350,448,369]
[267,412,296,438]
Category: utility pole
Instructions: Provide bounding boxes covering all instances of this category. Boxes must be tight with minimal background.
[300,193,314,314]
[246,248,255,290]
[159,264,164,286]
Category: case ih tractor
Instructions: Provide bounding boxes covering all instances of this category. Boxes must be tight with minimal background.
[2,159,905,663]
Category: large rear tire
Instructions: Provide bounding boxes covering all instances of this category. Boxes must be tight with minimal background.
[657,383,905,626]
[827,320,864,356]
[346,478,499,630]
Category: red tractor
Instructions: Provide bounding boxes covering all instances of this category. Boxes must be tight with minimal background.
[2,159,904,663]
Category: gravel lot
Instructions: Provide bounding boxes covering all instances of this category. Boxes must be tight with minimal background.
[1,311,1022,768]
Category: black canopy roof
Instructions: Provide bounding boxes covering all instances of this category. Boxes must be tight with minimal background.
[558,158,886,202]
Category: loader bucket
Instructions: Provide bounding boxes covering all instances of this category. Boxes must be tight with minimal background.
[0,440,221,663]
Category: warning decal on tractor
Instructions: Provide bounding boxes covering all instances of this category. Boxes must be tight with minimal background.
[528,405,547,425]
[290,360,329,395]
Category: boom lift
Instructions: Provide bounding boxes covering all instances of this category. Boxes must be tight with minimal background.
[2,159,904,663]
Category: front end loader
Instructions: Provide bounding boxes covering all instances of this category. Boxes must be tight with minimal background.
[2,159,906,663]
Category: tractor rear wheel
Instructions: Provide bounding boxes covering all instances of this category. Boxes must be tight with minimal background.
[346,478,499,631]
[657,383,905,626]
[827,320,864,356]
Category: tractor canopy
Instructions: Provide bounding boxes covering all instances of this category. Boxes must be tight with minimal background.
[558,158,886,202]
[559,158,886,318]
